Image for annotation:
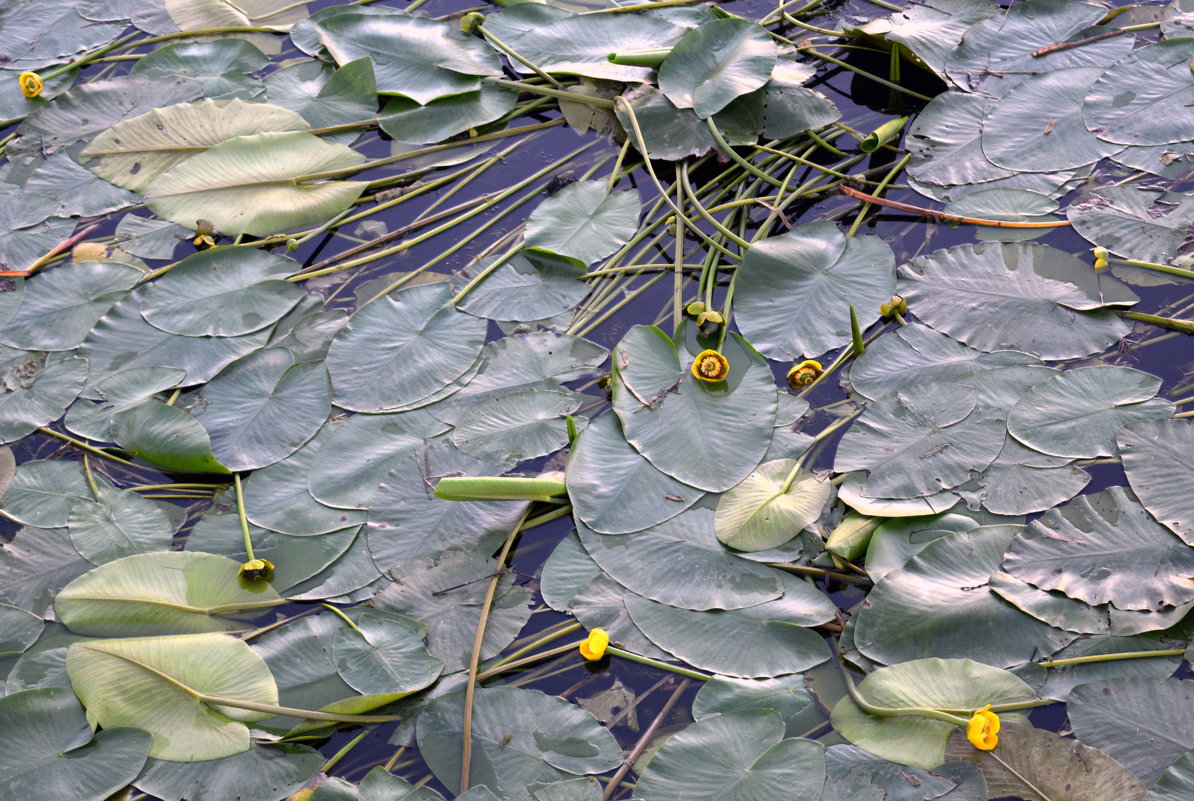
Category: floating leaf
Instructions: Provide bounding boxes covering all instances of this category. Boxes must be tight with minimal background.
[144,131,367,237]
[882,0,999,80]
[633,709,826,801]
[830,658,1036,769]
[1119,419,1194,546]
[734,222,895,360]
[67,632,279,761]
[378,80,514,145]
[1067,185,1194,265]
[0,353,87,444]
[0,262,139,351]
[451,389,580,462]
[55,551,283,636]
[1083,38,1194,146]
[0,526,94,616]
[714,460,831,552]
[657,19,776,118]
[332,608,443,697]
[906,92,1015,188]
[64,365,188,441]
[133,743,323,801]
[328,282,486,413]
[523,181,640,265]
[68,485,174,565]
[266,57,379,140]
[614,84,716,160]
[455,250,589,323]
[112,402,231,474]
[0,686,151,801]
[130,39,269,100]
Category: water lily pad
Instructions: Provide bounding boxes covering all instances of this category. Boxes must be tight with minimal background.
[906,92,1015,188]
[0,262,139,351]
[193,348,329,471]
[55,551,283,637]
[612,327,776,492]
[634,709,825,801]
[657,19,776,118]
[523,181,640,266]
[734,222,895,360]
[68,485,174,565]
[0,1,127,72]
[837,473,959,518]
[67,632,278,761]
[328,282,486,413]
[853,526,1075,667]
[112,401,231,474]
[626,570,836,678]
[882,0,999,80]
[1067,185,1194,265]
[614,84,716,160]
[133,743,323,801]
[1119,419,1194,546]
[332,608,443,697]
[64,365,188,442]
[417,687,622,800]
[0,526,94,616]
[130,39,269,100]
[1146,748,1194,801]
[899,242,1130,360]
[144,131,368,237]
[0,353,87,444]
[577,508,782,611]
[456,250,589,323]
[315,11,500,103]
[714,460,832,552]
[139,246,306,337]
[1006,366,1173,459]
[1083,38,1194,146]
[0,686,151,801]
[1002,486,1194,612]
[451,389,579,462]
[830,658,1036,769]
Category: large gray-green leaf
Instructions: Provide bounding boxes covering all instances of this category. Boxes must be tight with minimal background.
[657,19,776,118]
[906,92,1014,188]
[55,551,284,636]
[830,658,1036,769]
[944,0,1132,96]
[0,526,94,615]
[455,250,589,323]
[1006,366,1173,459]
[853,526,1075,667]
[614,84,716,160]
[112,401,231,474]
[417,687,622,800]
[1002,486,1194,612]
[65,366,189,441]
[130,38,268,101]
[1083,38,1194,146]
[565,413,700,534]
[0,262,139,351]
[0,458,90,527]
[1069,678,1194,786]
[451,389,579,462]
[982,67,1121,171]
[612,327,776,492]
[1067,185,1194,264]
[734,222,895,360]
[139,247,306,336]
[576,508,782,611]
[68,485,174,565]
[882,0,999,80]
[372,549,531,673]
[316,11,500,103]
[1147,748,1194,801]
[0,686,151,801]
[898,242,1130,360]
[714,460,832,552]
[834,382,1005,499]
[144,131,367,237]
[80,292,272,388]
[823,744,965,801]
[0,353,87,444]
[328,282,486,412]
[266,57,378,143]
[1120,419,1194,546]
[944,719,1146,801]
[194,348,330,471]
[634,709,825,801]
[67,632,278,761]
[378,80,514,145]
[133,743,323,801]
[0,1,126,71]
[625,571,836,677]
[523,181,640,265]
[332,608,443,697]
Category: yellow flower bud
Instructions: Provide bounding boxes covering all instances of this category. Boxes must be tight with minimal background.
[1092,246,1109,271]
[691,349,730,382]
[578,628,609,660]
[460,12,485,34]
[879,294,907,317]
[966,704,1000,751]
[238,558,275,583]
[684,300,707,317]
[18,72,43,99]
[787,359,823,390]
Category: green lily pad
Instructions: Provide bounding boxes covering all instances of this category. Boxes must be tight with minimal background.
[523,181,640,266]
[451,389,580,462]
[714,460,832,552]
[734,222,895,360]
[332,608,443,697]
[67,632,279,761]
[0,526,94,616]
[0,601,42,657]
[64,366,188,442]
[0,686,151,801]
[455,250,589,323]
[906,92,1015,188]
[133,743,324,801]
[68,485,174,565]
[882,0,999,80]
[0,353,87,444]
[112,401,231,474]
[1119,419,1194,546]
[1068,185,1194,265]
[327,282,486,413]
[0,261,139,351]
[633,709,825,801]
[129,38,269,100]
[1083,38,1194,146]
[657,19,776,118]
[265,57,378,143]
[614,84,717,160]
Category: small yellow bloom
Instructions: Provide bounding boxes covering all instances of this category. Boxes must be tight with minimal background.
[966,704,1000,750]
[1092,246,1109,271]
[18,72,43,99]
[692,349,729,382]
[579,628,609,660]
[238,558,275,583]
[787,359,823,390]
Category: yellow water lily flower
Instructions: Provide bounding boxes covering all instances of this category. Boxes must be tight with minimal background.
[579,628,609,660]
[18,72,43,99]
[238,558,275,583]
[966,704,1000,750]
[691,349,729,382]
[787,359,823,390]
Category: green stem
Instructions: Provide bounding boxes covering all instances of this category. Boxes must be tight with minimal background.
[38,428,138,467]
[841,670,970,726]
[1120,311,1194,334]
[1036,648,1186,668]
[706,118,787,189]
[233,473,254,562]
[199,694,399,723]
[319,729,369,775]
[679,163,751,250]
[1110,257,1194,279]
[451,240,522,305]
[779,412,857,493]
[605,646,711,681]
[480,30,563,88]
[478,640,581,681]
[847,153,911,237]
[322,603,364,635]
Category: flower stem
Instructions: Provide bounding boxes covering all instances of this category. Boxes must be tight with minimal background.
[233,473,254,562]
[605,646,711,681]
